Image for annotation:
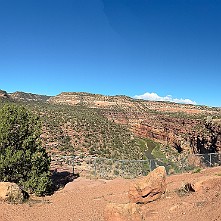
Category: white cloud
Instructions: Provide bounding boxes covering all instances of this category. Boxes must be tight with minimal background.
[134,92,197,105]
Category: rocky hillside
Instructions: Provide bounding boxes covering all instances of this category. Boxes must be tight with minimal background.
[0,90,10,99]
[0,91,146,160]
[9,91,51,102]
[1,89,221,158]
[49,92,221,154]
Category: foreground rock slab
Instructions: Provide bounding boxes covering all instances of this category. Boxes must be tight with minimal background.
[128,166,166,204]
[104,203,142,221]
[0,182,26,203]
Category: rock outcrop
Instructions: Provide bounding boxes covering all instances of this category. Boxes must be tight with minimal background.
[128,166,166,204]
[104,166,167,221]
[0,182,27,203]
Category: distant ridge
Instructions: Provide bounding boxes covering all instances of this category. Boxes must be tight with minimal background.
[9,91,51,102]
[0,89,51,102]
[47,91,220,114]
[0,89,220,109]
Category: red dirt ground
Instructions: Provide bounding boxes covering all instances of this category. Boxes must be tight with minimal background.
[1,166,221,221]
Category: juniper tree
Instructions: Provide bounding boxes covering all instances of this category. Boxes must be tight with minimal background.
[0,104,52,196]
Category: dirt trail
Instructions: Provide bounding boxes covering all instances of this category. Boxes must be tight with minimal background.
[1,167,221,221]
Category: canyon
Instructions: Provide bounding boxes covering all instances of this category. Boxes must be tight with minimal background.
[1,89,221,157]
[48,92,221,154]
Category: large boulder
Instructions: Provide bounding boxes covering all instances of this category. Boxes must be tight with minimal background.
[0,182,27,203]
[128,166,166,204]
[104,203,142,221]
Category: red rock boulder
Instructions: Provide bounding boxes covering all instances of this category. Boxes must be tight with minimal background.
[128,166,166,204]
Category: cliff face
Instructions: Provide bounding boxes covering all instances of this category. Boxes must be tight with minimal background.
[49,92,221,154]
[190,120,221,153]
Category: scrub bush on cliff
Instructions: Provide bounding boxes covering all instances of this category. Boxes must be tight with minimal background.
[0,104,52,196]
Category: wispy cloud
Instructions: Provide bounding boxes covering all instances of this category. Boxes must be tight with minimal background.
[134,92,197,105]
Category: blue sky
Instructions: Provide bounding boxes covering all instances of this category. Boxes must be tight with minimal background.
[0,0,220,107]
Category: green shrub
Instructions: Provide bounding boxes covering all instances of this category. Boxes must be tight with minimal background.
[0,104,52,196]
[192,167,202,174]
